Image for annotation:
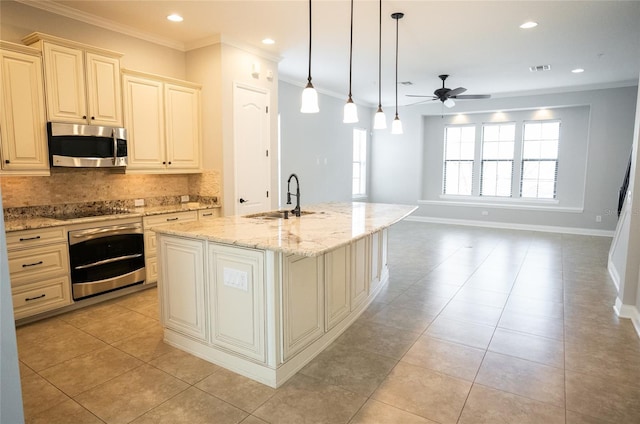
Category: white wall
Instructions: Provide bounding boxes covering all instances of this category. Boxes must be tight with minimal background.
[278,81,373,206]
[371,86,638,232]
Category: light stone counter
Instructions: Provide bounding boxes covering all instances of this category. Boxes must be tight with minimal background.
[151,202,417,257]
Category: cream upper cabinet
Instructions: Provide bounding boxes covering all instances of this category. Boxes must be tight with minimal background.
[0,42,49,175]
[123,70,202,174]
[165,83,201,170]
[23,32,123,126]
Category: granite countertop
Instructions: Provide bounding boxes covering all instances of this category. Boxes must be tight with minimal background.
[4,203,220,232]
[151,202,417,257]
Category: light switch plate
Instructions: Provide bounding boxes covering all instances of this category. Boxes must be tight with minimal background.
[181,195,189,203]
[134,199,144,207]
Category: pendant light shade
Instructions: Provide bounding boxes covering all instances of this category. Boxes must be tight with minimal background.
[301,0,319,113]
[391,12,404,135]
[343,0,358,123]
[343,99,358,123]
[373,0,386,129]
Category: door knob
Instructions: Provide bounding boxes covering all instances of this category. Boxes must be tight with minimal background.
[239,198,248,203]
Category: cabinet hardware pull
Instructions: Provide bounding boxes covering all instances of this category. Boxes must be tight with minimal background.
[25,294,46,302]
[91,116,95,120]
[19,235,41,241]
[5,159,9,164]
[202,213,213,217]
[166,217,179,221]
[22,261,43,268]
[74,253,143,270]
[168,161,172,165]
[162,161,166,164]
[82,115,87,119]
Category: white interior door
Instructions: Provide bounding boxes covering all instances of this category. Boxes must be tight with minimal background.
[233,83,271,216]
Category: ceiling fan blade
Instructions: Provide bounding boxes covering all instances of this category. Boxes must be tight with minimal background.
[446,87,467,97]
[405,94,437,98]
[406,98,438,106]
[451,94,491,99]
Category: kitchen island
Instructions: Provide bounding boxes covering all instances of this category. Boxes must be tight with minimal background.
[152,202,416,388]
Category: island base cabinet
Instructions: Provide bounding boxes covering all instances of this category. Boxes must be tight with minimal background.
[208,244,267,363]
[325,246,350,331]
[158,235,207,342]
[282,254,325,361]
[350,238,369,310]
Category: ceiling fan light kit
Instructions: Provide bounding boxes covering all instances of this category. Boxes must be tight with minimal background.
[343,0,359,123]
[391,12,404,135]
[406,74,491,108]
[301,0,319,113]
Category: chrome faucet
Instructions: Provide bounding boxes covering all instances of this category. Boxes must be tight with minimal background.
[286,173,301,217]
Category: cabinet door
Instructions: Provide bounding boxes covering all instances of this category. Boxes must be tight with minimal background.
[123,74,166,170]
[42,42,86,123]
[85,52,122,126]
[0,49,48,173]
[158,236,207,341]
[325,246,350,331]
[165,83,201,170]
[282,254,324,361]
[370,232,382,293]
[208,244,266,363]
[350,237,369,310]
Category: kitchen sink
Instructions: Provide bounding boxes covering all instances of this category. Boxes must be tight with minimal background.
[244,210,316,220]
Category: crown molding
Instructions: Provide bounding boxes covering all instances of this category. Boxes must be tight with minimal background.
[187,34,282,63]
[15,0,186,51]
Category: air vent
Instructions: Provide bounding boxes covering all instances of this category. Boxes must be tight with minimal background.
[529,65,551,72]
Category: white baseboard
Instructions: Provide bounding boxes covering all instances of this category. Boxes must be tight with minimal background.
[607,261,621,291]
[614,297,640,339]
[405,215,614,237]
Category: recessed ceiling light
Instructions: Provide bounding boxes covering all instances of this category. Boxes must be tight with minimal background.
[262,38,275,45]
[572,68,585,73]
[520,21,538,29]
[167,14,183,22]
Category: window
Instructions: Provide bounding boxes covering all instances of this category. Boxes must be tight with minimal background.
[521,121,560,199]
[443,125,475,195]
[481,123,515,197]
[352,128,367,197]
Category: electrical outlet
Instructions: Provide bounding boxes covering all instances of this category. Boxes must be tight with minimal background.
[134,199,144,207]
[181,195,189,203]
[596,215,602,223]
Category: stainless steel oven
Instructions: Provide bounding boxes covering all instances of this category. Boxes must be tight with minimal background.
[68,222,145,300]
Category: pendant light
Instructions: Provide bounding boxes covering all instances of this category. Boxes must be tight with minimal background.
[343,0,358,123]
[391,12,404,135]
[301,0,319,113]
[373,0,386,129]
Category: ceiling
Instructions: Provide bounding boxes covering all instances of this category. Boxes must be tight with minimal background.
[19,0,640,107]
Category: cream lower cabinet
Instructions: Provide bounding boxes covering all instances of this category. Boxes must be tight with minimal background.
[143,211,198,284]
[7,226,71,320]
[0,42,49,175]
[350,237,369,310]
[157,229,388,388]
[282,254,324,361]
[325,245,350,331]
[208,244,266,363]
[158,236,207,341]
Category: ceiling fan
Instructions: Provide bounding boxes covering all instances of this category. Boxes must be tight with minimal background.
[407,74,491,108]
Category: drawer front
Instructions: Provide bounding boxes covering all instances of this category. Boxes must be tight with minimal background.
[6,226,66,250]
[12,275,72,320]
[8,243,69,286]
[144,231,158,258]
[146,255,158,283]
[143,211,198,227]
[198,209,220,220]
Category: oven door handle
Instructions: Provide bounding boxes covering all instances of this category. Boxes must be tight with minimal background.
[74,253,143,270]
[70,225,142,243]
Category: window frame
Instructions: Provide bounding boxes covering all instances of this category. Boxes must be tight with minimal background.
[480,122,516,198]
[442,124,476,196]
[520,120,561,199]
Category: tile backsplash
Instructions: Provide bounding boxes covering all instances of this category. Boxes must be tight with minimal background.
[1,168,221,209]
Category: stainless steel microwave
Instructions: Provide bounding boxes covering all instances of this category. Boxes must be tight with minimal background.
[47,122,128,168]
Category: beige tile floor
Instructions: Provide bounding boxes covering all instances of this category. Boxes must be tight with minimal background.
[15,221,640,423]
